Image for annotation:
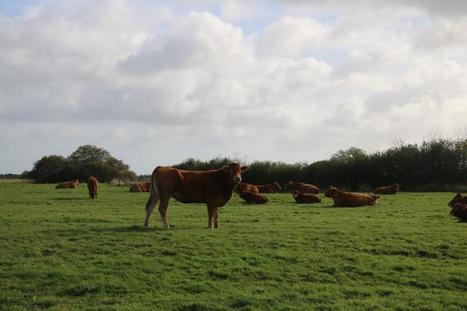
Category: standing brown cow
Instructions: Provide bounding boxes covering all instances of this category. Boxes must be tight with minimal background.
[144,163,248,229]
[286,181,320,194]
[87,176,98,199]
[373,183,400,194]
[326,186,379,207]
[55,179,79,189]
[256,182,282,193]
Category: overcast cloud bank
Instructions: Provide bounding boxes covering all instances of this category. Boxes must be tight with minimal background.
[1,0,466,174]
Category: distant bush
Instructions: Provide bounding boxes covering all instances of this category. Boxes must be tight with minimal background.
[26,145,136,183]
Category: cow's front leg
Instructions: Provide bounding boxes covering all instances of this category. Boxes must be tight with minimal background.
[213,207,220,229]
[207,205,214,229]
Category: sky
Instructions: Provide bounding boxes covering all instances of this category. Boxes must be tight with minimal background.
[1,0,467,174]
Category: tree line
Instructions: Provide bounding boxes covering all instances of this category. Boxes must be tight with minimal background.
[174,138,467,192]
[23,145,136,183]
[23,138,466,191]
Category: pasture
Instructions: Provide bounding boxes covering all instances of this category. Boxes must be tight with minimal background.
[0,181,466,310]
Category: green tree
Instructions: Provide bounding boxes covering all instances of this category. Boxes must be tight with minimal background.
[331,147,367,163]
[28,155,68,182]
[68,145,112,164]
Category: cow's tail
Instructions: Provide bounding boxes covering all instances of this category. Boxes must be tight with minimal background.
[144,170,160,227]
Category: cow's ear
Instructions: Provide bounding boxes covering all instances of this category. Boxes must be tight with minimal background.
[241,166,248,172]
[222,166,231,173]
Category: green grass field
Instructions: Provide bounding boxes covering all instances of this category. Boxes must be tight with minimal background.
[0,181,466,310]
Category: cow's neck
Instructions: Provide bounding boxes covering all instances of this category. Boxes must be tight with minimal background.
[218,169,236,198]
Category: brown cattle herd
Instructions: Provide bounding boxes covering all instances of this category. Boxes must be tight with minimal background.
[53,163,466,228]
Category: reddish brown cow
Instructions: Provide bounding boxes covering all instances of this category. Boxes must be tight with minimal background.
[374,183,400,194]
[55,179,79,189]
[286,181,319,194]
[448,193,467,208]
[256,182,282,193]
[236,183,259,195]
[239,191,268,204]
[451,203,467,221]
[129,182,151,193]
[144,163,248,229]
[87,176,98,199]
[293,191,321,203]
[326,186,379,207]
[139,182,151,192]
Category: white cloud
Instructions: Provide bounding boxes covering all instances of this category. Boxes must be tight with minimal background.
[256,16,329,57]
[0,0,466,174]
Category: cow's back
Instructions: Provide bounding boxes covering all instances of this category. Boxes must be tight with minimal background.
[239,191,268,204]
[294,192,321,203]
[237,183,259,194]
[329,188,377,207]
[288,182,319,194]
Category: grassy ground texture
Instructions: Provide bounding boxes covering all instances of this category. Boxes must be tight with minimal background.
[0,181,466,310]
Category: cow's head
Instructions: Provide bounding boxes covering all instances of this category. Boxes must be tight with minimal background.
[222,163,248,187]
[325,185,337,198]
[448,193,463,208]
[273,182,282,192]
[393,183,400,191]
[292,190,300,199]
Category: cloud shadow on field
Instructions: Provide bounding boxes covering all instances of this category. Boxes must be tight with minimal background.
[52,197,88,201]
[90,224,194,233]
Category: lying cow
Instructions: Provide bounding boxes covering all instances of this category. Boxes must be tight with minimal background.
[326,186,379,207]
[286,181,320,194]
[237,183,259,194]
[239,191,268,204]
[55,179,79,189]
[144,163,248,229]
[374,183,400,194]
[451,203,467,221]
[448,193,467,208]
[293,191,321,203]
[129,182,151,192]
[256,182,282,193]
[87,176,98,199]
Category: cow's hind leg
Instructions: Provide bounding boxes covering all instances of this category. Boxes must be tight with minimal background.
[144,187,160,228]
[213,207,220,229]
[207,205,214,229]
[158,196,170,229]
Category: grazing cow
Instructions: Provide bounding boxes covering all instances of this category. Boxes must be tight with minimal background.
[239,191,268,204]
[129,182,151,193]
[293,191,321,204]
[55,179,79,189]
[448,193,467,208]
[256,182,282,193]
[451,203,467,221]
[286,181,320,194]
[374,183,400,194]
[144,163,248,229]
[237,183,259,195]
[87,176,98,199]
[326,186,379,207]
